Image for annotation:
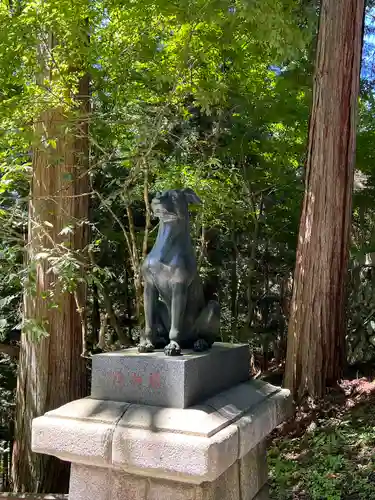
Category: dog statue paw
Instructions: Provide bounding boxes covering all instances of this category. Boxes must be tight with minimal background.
[164,341,182,356]
[193,339,210,352]
[138,341,155,353]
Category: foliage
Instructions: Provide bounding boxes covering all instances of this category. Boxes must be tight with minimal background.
[2,0,375,492]
[85,0,315,350]
[0,0,374,362]
[269,389,375,500]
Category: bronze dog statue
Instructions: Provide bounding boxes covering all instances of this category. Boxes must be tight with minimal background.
[139,188,220,356]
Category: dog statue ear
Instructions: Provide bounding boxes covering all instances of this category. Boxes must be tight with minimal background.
[182,188,202,205]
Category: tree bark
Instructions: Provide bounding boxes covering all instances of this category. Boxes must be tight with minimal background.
[11,67,90,492]
[230,233,238,337]
[284,0,365,400]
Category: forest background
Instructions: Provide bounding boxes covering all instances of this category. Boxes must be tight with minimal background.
[0,0,375,497]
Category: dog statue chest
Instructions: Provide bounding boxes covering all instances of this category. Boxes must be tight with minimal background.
[143,241,196,286]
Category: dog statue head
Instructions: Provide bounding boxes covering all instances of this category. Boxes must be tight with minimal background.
[151,188,202,221]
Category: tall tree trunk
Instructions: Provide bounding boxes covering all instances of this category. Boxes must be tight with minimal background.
[245,198,263,336]
[12,48,90,492]
[284,0,365,400]
[230,233,238,337]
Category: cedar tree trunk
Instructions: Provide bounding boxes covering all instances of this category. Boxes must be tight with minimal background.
[284,0,365,400]
[11,40,90,492]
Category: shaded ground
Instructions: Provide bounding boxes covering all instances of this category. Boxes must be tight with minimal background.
[267,376,375,500]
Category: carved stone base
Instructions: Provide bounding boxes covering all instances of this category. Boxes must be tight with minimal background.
[32,380,291,500]
[68,443,268,500]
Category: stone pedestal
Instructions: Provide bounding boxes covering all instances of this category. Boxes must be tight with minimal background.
[91,343,250,408]
[32,344,292,500]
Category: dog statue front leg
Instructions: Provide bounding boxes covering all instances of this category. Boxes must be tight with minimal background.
[138,280,157,353]
[164,282,187,356]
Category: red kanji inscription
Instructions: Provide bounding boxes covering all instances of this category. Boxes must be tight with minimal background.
[132,373,143,385]
[149,372,161,389]
[112,371,125,385]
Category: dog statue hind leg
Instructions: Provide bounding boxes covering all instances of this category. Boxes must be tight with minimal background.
[192,300,220,352]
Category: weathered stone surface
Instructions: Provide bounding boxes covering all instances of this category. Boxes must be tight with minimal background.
[32,398,129,466]
[32,380,291,483]
[45,396,129,422]
[235,388,292,458]
[90,342,250,408]
[146,479,197,500]
[205,379,280,422]
[67,459,270,500]
[118,403,228,437]
[69,464,111,500]
[239,442,268,500]
[111,469,148,500]
[112,421,239,483]
[68,463,241,500]
[33,416,113,467]
[209,460,240,500]
[201,379,292,458]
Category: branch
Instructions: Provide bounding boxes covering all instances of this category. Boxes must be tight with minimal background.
[88,249,132,347]
[93,187,134,268]
[142,159,151,259]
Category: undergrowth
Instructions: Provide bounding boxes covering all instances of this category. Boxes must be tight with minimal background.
[268,379,375,500]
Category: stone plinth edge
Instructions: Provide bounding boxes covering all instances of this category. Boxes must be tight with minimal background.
[32,380,292,484]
